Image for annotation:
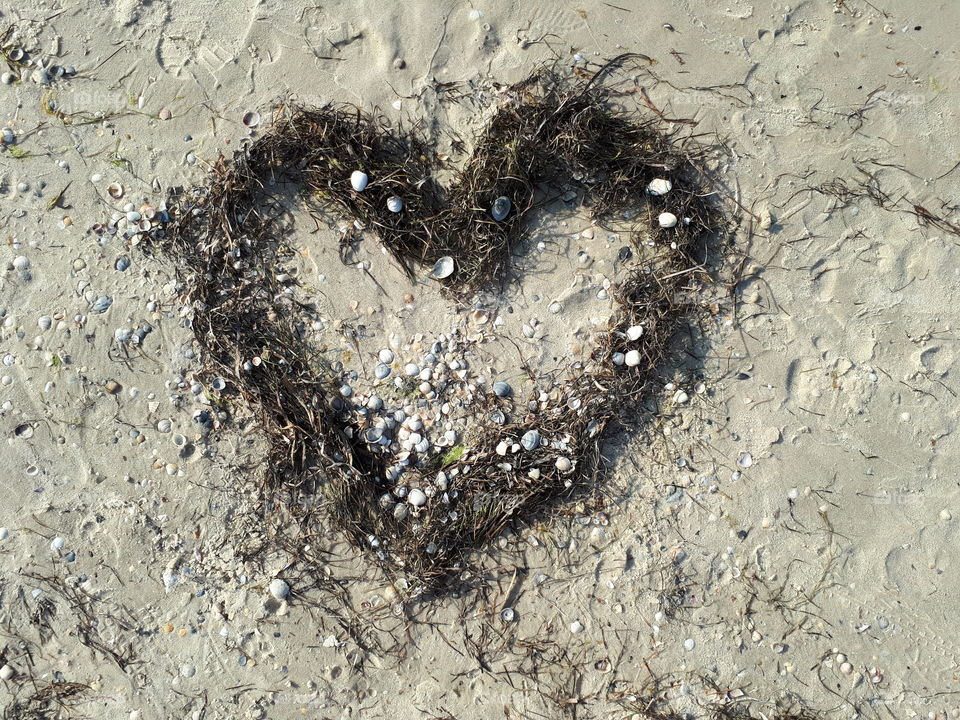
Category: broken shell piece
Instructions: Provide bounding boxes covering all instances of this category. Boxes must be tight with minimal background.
[242,110,261,128]
[490,195,511,221]
[658,212,678,228]
[430,256,455,279]
[350,170,369,192]
[107,182,124,200]
[647,178,672,196]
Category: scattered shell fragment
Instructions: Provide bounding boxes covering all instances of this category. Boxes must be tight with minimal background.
[158,108,172,121]
[242,110,261,128]
[658,212,678,228]
[737,451,753,468]
[107,182,124,199]
[350,170,369,192]
[430,256,454,279]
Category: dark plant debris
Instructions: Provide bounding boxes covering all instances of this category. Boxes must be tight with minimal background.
[152,56,730,593]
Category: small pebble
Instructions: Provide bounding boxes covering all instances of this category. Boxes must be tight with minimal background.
[658,212,678,228]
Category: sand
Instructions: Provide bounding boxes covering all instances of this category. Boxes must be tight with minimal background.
[2,0,959,718]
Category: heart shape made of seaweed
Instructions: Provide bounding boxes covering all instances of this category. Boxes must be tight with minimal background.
[157,58,724,592]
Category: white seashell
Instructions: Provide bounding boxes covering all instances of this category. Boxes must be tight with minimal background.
[624,350,641,367]
[555,456,572,472]
[350,170,369,192]
[647,178,672,196]
[490,195,511,221]
[737,451,753,468]
[37,316,52,330]
[0,73,13,86]
[658,212,678,228]
[107,182,124,199]
[242,110,261,128]
[0,665,13,681]
[625,324,643,341]
[268,578,290,599]
[408,488,427,506]
[13,256,30,271]
[404,363,420,377]
[157,419,172,433]
[430,256,454,279]
[50,536,65,551]
[386,196,403,213]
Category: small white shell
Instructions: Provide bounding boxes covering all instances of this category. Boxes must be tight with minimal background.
[107,182,124,200]
[624,350,641,367]
[386,196,403,213]
[242,110,261,128]
[430,256,454,279]
[268,578,290,599]
[625,324,644,341]
[647,178,672,196]
[658,212,678,228]
[408,488,427,506]
[351,170,369,192]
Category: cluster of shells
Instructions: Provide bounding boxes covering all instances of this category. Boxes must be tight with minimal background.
[331,328,491,523]
[89,181,171,249]
[0,46,76,86]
